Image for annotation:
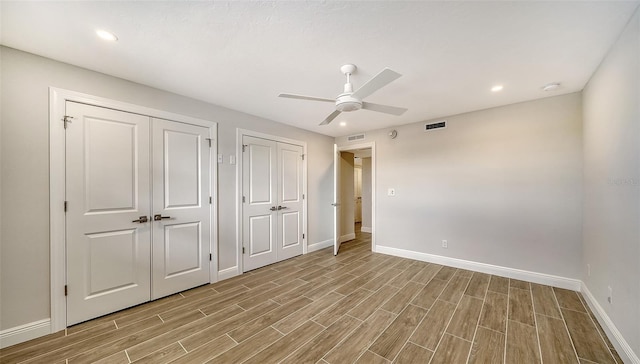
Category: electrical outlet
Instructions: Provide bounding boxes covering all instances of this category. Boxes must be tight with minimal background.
[608,286,613,304]
[442,240,448,248]
[587,264,591,277]
[217,154,224,164]
[387,188,396,196]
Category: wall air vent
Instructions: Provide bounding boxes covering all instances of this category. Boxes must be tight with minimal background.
[347,133,366,141]
[425,120,447,131]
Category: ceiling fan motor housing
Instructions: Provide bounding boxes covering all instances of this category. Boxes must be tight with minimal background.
[336,93,362,112]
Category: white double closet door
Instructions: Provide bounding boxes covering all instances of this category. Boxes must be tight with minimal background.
[242,136,304,271]
[65,102,211,325]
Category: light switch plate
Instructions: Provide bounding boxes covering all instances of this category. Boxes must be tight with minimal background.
[388,188,396,196]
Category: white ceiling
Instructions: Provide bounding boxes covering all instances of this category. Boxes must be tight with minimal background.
[1,1,638,137]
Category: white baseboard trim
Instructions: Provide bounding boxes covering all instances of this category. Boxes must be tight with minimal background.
[218,266,240,281]
[375,245,581,291]
[340,233,356,243]
[0,318,51,349]
[581,283,639,364]
[308,239,333,253]
[361,226,372,233]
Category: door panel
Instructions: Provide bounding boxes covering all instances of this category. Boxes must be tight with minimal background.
[66,102,151,326]
[152,118,210,299]
[276,142,304,261]
[243,136,278,271]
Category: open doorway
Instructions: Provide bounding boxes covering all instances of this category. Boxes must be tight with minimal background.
[334,143,375,255]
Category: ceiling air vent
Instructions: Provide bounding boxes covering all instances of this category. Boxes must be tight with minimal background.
[425,120,447,131]
[347,133,366,141]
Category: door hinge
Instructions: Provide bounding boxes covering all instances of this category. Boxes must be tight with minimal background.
[63,115,74,129]
[242,247,245,254]
[302,194,305,200]
[206,138,212,148]
[301,154,305,160]
[303,233,305,239]
[242,196,245,203]
[64,285,68,296]
[209,253,212,261]
[242,144,247,152]
[64,201,68,212]
[209,196,212,204]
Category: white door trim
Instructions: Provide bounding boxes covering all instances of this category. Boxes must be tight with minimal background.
[337,142,376,252]
[49,87,218,333]
[236,129,308,274]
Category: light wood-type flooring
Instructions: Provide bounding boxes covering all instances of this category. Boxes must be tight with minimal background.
[0,229,623,364]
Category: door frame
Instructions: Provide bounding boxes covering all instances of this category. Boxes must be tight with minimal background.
[337,142,376,252]
[236,129,308,274]
[49,88,218,332]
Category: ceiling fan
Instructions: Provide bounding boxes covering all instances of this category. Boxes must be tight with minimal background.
[279,64,408,126]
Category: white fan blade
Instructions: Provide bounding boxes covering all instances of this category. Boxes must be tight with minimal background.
[362,102,408,116]
[279,93,335,103]
[351,68,402,100]
[319,110,342,125]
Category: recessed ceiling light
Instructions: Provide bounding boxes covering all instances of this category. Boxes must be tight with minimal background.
[96,29,118,42]
[542,82,561,91]
[339,121,347,127]
[491,85,504,92]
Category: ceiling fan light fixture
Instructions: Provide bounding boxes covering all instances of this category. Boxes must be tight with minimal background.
[335,94,362,112]
[542,82,561,91]
[491,85,504,92]
[96,29,118,42]
[339,121,347,127]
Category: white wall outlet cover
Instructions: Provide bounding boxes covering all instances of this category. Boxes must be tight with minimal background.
[387,188,396,196]
[229,155,236,165]
[217,154,223,163]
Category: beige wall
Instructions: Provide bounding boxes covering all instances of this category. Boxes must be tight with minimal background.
[0,46,334,330]
[582,8,640,356]
[337,93,583,279]
[361,157,372,230]
[339,152,355,239]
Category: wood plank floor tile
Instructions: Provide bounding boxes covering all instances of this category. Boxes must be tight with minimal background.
[131,342,186,364]
[324,309,396,364]
[506,320,541,364]
[236,279,306,309]
[388,264,425,288]
[393,342,434,364]
[510,279,530,290]
[199,282,277,315]
[439,275,471,304]
[531,283,562,319]
[430,334,472,364]
[434,266,457,281]
[314,288,372,327]
[354,350,391,364]
[536,314,578,364]
[410,299,457,350]
[304,274,356,300]
[158,284,248,321]
[92,350,130,364]
[243,321,324,364]
[465,272,490,299]
[487,276,509,295]
[370,304,428,360]
[554,288,587,313]
[178,301,279,352]
[281,315,362,364]
[446,295,484,341]
[206,327,283,364]
[334,270,379,295]
[167,334,236,364]
[228,296,312,342]
[561,308,616,364]
[509,287,535,326]
[411,263,443,284]
[273,292,343,334]
[347,285,399,321]
[479,291,508,333]
[362,268,404,291]
[381,281,425,314]
[125,305,244,361]
[411,278,448,309]
[456,269,474,278]
[468,327,505,364]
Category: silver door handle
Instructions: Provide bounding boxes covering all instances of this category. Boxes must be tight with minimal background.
[277,206,288,210]
[270,206,278,211]
[153,214,171,221]
[331,203,339,206]
[132,216,149,223]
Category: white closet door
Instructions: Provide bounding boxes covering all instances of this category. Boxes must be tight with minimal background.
[276,142,304,261]
[334,144,342,255]
[152,118,211,299]
[242,136,278,271]
[65,102,151,325]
